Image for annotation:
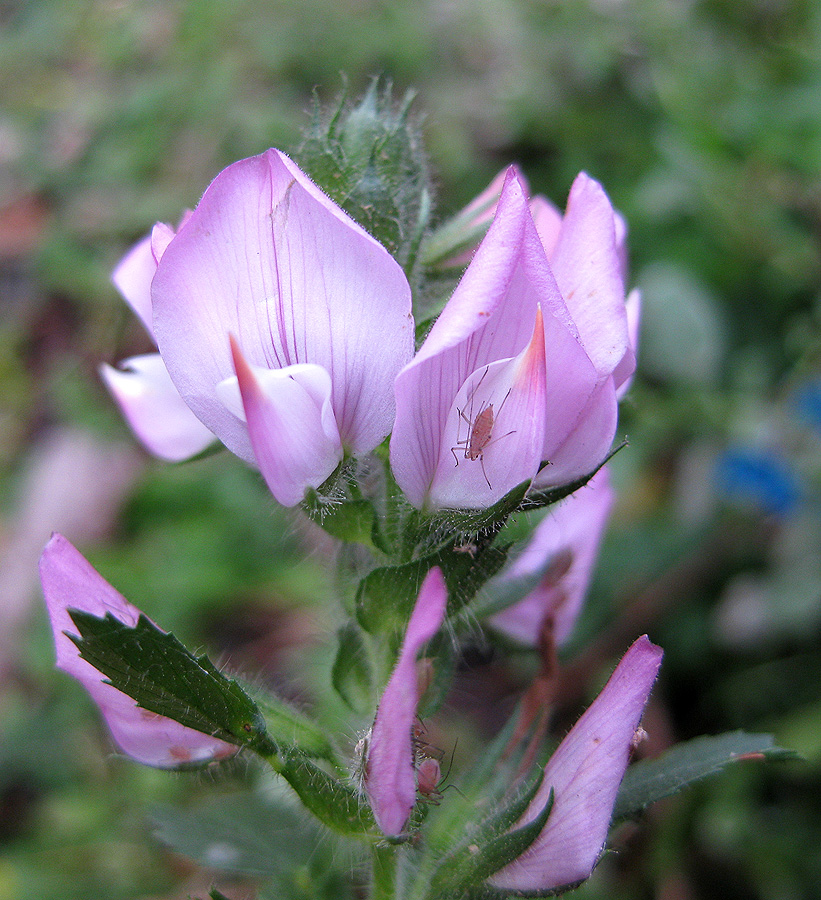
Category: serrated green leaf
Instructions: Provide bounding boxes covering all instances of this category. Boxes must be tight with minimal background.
[454,548,565,629]
[355,545,508,636]
[613,731,797,820]
[332,621,374,713]
[68,611,273,753]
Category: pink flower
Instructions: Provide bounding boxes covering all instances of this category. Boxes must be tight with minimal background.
[489,635,662,893]
[101,218,217,461]
[529,184,637,421]
[363,567,448,836]
[39,533,236,768]
[391,168,630,510]
[108,150,415,506]
[490,467,615,646]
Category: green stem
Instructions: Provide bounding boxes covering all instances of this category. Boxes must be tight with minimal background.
[371,843,399,900]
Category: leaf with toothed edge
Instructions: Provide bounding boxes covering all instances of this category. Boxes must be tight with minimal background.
[355,545,509,635]
[453,548,566,628]
[68,610,274,753]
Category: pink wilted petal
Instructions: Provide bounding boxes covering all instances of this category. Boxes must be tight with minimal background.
[100,355,216,462]
[152,149,413,467]
[39,534,236,768]
[489,636,663,893]
[223,337,343,507]
[365,567,448,836]
[491,467,614,646]
[391,169,599,510]
[429,306,548,509]
[548,172,628,378]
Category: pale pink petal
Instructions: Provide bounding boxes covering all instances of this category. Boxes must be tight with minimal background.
[428,307,548,509]
[614,288,641,398]
[39,534,236,768]
[365,568,448,836]
[489,636,663,892]
[222,338,343,507]
[548,173,628,378]
[391,169,598,510]
[100,355,216,462]
[111,212,192,340]
[111,234,156,336]
[150,220,180,263]
[490,468,614,645]
[530,195,562,258]
[535,379,619,489]
[152,149,413,465]
[614,211,629,284]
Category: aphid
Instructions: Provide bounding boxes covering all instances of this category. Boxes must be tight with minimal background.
[413,723,458,804]
[630,726,648,751]
[416,757,443,800]
[451,367,514,489]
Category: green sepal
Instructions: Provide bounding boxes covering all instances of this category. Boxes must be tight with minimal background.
[430,775,555,893]
[68,610,274,754]
[613,731,798,821]
[524,443,626,512]
[276,749,376,837]
[419,191,495,270]
[418,480,531,554]
[306,495,381,550]
[331,621,375,713]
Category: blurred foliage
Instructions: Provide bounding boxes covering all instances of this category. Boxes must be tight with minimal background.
[2,0,821,898]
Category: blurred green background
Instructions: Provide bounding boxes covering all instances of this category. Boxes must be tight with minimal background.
[1,0,821,897]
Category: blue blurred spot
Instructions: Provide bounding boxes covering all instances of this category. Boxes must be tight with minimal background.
[794,380,821,433]
[715,449,801,516]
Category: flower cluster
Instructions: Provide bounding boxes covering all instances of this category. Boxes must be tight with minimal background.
[43,130,658,899]
[102,151,634,511]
